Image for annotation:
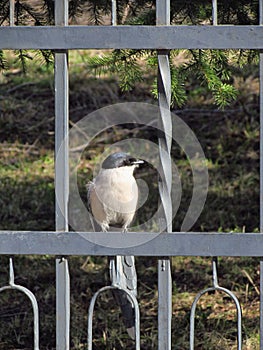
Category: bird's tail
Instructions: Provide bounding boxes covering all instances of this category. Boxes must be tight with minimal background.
[109,255,137,339]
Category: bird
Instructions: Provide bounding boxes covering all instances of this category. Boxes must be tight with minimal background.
[87,152,144,339]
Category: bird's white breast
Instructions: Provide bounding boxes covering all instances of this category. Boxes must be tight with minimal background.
[94,166,139,215]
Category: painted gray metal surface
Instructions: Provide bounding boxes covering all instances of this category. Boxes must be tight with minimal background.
[158,259,172,349]
[54,0,70,349]
[1,25,263,50]
[111,0,117,26]
[9,0,14,26]
[55,257,70,349]
[55,52,69,232]
[212,0,218,25]
[1,231,263,256]
[156,1,172,349]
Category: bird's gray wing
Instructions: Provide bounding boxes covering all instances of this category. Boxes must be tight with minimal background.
[109,255,137,340]
[86,181,93,213]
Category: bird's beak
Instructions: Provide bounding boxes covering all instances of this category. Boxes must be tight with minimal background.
[132,159,144,166]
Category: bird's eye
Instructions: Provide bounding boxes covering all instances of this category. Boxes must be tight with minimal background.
[128,157,136,165]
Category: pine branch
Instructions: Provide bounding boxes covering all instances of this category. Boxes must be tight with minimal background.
[0,50,8,71]
[85,49,144,91]
[152,63,187,108]
[87,1,104,25]
[14,50,33,74]
[197,51,238,108]
[33,50,54,68]
[21,2,47,25]
[69,0,83,23]
[42,0,55,24]
[0,0,9,26]
[85,53,117,76]
[0,0,259,109]
[117,57,143,91]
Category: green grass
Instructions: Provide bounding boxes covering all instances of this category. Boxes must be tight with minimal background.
[0,51,261,349]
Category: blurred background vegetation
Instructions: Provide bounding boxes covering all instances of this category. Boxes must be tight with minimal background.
[0,0,262,349]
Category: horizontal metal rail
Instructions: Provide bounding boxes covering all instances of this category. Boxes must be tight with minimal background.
[0,25,263,50]
[0,231,263,256]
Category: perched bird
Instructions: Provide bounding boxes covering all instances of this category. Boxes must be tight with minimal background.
[87,152,144,339]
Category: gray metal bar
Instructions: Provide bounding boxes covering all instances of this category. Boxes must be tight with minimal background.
[2,231,263,256]
[55,53,69,230]
[1,26,263,50]
[158,259,172,349]
[156,1,172,349]
[156,0,170,25]
[261,261,263,350]
[55,55,70,350]
[112,0,117,26]
[56,257,70,349]
[212,0,218,25]
[54,0,70,349]
[9,0,15,26]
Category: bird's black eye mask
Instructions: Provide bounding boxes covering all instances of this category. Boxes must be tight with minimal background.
[101,152,144,169]
[123,157,137,167]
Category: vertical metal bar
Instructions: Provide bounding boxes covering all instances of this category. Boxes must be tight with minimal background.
[261,260,263,350]
[260,1,263,349]
[9,0,15,26]
[156,0,170,26]
[55,0,70,349]
[158,259,172,350]
[212,0,218,25]
[156,1,172,350]
[111,0,117,26]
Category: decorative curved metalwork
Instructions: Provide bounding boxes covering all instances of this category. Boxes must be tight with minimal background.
[157,49,172,233]
[0,258,39,350]
[189,257,242,350]
[87,285,140,350]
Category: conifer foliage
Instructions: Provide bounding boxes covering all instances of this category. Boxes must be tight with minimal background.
[0,0,259,107]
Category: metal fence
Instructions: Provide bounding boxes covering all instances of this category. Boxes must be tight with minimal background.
[0,0,263,349]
